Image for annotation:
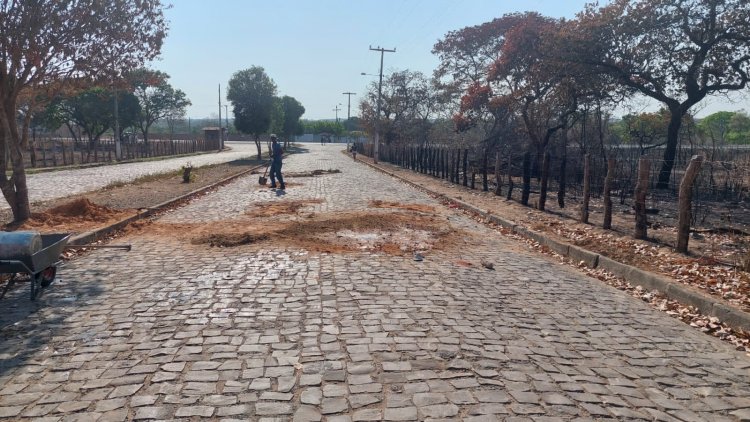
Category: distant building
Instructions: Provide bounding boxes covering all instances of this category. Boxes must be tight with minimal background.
[202,127,226,150]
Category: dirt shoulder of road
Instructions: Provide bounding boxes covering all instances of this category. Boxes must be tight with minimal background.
[1,158,265,231]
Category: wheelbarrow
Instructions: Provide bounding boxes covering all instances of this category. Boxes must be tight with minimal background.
[0,233,71,301]
[0,232,130,301]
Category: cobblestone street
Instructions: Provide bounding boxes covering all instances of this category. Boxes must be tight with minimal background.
[1,143,749,421]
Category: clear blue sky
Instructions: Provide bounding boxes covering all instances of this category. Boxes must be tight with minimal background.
[153,0,748,121]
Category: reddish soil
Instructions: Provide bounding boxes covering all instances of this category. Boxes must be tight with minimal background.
[8,198,136,233]
[248,199,323,217]
[369,200,436,214]
[131,210,463,256]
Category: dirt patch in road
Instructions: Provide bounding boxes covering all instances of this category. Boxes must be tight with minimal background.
[134,210,461,255]
[248,199,324,217]
[369,200,436,214]
[285,169,341,178]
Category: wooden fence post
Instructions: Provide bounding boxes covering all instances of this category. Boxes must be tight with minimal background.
[557,151,567,208]
[494,151,502,196]
[455,149,461,183]
[482,149,488,192]
[462,149,469,187]
[521,151,531,206]
[506,153,514,200]
[634,156,650,240]
[539,151,550,211]
[676,155,704,253]
[603,158,616,229]
[580,153,591,223]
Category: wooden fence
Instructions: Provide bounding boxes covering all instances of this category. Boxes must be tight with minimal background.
[26,137,221,169]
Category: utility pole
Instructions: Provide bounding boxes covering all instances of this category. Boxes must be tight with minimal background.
[369,46,395,163]
[342,92,356,121]
[333,104,341,123]
[218,84,223,150]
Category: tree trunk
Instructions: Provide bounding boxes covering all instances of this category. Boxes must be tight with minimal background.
[580,153,591,223]
[521,151,531,206]
[676,155,704,253]
[254,136,262,160]
[29,128,37,168]
[603,158,616,230]
[494,151,502,196]
[0,101,32,222]
[634,157,650,240]
[656,109,684,189]
[539,152,550,211]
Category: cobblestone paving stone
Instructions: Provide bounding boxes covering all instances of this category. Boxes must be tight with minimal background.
[3,142,257,209]
[1,143,749,421]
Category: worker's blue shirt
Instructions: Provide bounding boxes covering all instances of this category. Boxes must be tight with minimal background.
[272,142,283,163]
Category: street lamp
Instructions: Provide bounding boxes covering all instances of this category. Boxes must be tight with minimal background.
[333,103,342,123]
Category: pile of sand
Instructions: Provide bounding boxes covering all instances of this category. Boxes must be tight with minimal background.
[17,198,134,232]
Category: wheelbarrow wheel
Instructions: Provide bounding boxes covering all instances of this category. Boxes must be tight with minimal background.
[30,274,39,301]
[39,266,57,288]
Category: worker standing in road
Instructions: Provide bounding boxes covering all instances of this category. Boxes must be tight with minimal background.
[269,134,285,190]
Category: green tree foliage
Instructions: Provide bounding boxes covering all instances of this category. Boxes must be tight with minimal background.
[0,0,167,221]
[279,96,306,142]
[129,69,191,144]
[699,111,734,146]
[697,111,750,144]
[227,66,277,160]
[616,110,671,153]
[56,87,140,160]
[729,112,750,144]
[269,97,285,137]
[303,120,344,136]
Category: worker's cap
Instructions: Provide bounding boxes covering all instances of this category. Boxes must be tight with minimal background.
[270,134,277,140]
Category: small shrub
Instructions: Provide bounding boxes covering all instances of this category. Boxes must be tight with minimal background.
[182,162,194,183]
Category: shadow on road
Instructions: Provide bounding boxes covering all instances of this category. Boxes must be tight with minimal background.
[0,268,105,377]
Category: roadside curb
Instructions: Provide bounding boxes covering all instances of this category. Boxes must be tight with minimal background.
[354,154,750,332]
[68,161,269,246]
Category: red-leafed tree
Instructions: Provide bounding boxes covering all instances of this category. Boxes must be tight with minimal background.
[567,0,750,189]
[455,13,587,208]
[0,0,168,222]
